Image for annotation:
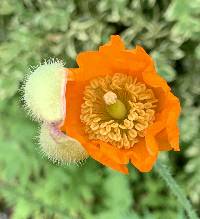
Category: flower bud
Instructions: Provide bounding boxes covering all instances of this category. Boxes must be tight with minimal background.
[23,59,67,123]
[39,123,88,164]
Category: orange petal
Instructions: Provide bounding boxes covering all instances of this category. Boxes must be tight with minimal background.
[75,35,124,82]
[75,35,153,82]
[156,129,173,151]
[165,93,181,151]
[99,35,125,52]
[95,140,129,164]
[153,87,168,112]
[60,76,87,145]
[76,51,112,82]
[142,64,170,93]
[122,46,153,74]
[86,142,128,174]
[145,121,165,155]
[142,63,171,113]
[100,41,152,80]
[130,140,158,172]
[152,92,180,151]
[145,91,181,153]
[66,68,76,81]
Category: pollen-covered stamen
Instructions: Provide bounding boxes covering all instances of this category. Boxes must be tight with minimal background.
[80,73,158,149]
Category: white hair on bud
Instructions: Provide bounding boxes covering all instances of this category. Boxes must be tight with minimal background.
[39,123,88,165]
[21,58,67,123]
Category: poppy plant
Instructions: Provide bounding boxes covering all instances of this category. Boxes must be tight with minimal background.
[23,36,199,219]
[24,35,180,173]
[60,35,181,174]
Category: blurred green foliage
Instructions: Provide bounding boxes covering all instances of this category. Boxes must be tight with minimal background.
[0,0,200,218]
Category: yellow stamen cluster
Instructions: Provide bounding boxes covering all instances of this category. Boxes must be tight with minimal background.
[80,73,158,149]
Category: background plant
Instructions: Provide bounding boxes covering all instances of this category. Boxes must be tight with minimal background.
[0,0,200,218]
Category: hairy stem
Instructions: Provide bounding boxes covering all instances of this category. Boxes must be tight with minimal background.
[155,160,199,219]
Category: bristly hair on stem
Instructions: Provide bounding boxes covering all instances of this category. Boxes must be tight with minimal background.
[155,159,199,219]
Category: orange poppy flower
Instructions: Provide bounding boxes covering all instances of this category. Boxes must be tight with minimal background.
[60,35,181,174]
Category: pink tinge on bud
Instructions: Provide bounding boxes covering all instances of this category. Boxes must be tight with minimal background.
[39,123,88,164]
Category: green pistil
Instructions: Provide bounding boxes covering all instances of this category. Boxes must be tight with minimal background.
[106,99,127,120]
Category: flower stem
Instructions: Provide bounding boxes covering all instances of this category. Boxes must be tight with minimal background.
[154,159,199,219]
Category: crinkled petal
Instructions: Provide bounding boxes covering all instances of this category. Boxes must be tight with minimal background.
[142,64,170,93]
[150,92,181,152]
[76,51,112,81]
[86,141,128,174]
[145,121,165,155]
[130,140,158,172]
[100,39,152,80]
[60,78,87,144]
[95,141,129,164]
[75,35,152,82]
[165,93,181,151]
[99,35,125,52]
[156,129,173,151]
[145,91,181,154]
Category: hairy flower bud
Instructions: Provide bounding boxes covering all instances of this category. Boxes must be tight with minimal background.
[39,123,88,164]
[23,59,67,123]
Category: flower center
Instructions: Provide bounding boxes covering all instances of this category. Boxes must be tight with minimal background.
[80,73,158,149]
